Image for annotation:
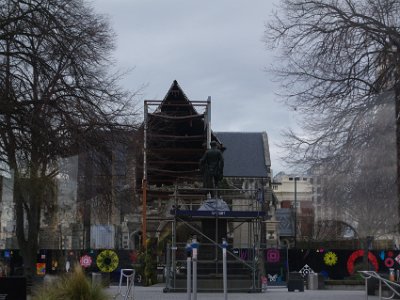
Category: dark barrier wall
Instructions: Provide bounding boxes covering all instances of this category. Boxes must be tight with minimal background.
[1,248,398,286]
[0,277,26,300]
[264,249,400,283]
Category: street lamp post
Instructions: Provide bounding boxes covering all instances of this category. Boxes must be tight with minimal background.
[293,177,300,248]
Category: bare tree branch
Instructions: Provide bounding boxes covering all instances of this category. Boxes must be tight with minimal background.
[0,0,139,281]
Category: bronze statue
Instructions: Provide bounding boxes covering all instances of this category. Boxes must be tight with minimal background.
[200,141,224,197]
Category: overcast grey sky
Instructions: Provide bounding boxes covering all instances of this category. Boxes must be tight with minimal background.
[93,0,296,175]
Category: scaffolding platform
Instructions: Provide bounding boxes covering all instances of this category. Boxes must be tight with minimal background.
[164,187,266,293]
[171,209,266,219]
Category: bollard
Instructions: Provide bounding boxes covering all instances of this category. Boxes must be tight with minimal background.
[186,240,192,300]
[191,236,199,300]
[222,238,228,300]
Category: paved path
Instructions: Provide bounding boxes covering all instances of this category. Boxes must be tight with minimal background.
[107,284,382,300]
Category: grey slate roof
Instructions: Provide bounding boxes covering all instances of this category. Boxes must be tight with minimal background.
[214,132,271,178]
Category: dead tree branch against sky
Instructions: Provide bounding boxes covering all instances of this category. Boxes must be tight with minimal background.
[265,0,400,169]
[265,0,400,242]
[321,103,397,238]
[0,0,139,281]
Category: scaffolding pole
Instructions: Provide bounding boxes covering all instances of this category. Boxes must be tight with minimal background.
[142,101,148,248]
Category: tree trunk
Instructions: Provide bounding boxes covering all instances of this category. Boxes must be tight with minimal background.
[14,176,42,285]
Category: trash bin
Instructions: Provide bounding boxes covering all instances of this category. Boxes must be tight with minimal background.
[92,272,102,286]
[367,277,378,295]
[308,273,318,290]
[287,272,304,292]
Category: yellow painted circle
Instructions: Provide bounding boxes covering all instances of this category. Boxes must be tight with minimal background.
[96,250,119,272]
[324,251,338,266]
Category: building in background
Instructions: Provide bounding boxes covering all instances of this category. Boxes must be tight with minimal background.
[0,81,276,253]
[272,172,314,246]
[215,131,274,248]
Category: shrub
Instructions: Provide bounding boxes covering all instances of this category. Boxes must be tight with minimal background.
[33,265,109,300]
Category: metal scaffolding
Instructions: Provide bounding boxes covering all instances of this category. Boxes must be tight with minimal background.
[137,81,269,292]
[164,186,265,293]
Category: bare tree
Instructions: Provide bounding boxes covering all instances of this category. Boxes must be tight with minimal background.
[323,103,396,233]
[265,0,400,232]
[0,0,138,281]
[265,0,400,169]
[316,103,397,267]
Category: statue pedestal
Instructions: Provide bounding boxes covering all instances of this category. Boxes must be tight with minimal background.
[198,198,229,260]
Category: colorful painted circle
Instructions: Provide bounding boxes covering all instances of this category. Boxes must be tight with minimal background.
[347,250,378,275]
[323,251,338,266]
[266,249,280,263]
[79,255,92,268]
[96,250,119,273]
[385,257,395,268]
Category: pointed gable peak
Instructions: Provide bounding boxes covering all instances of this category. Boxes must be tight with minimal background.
[163,80,189,102]
[156,80,198,115]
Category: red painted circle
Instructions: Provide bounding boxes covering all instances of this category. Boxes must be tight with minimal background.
[347,250,378,274]
[385,257,395,268]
